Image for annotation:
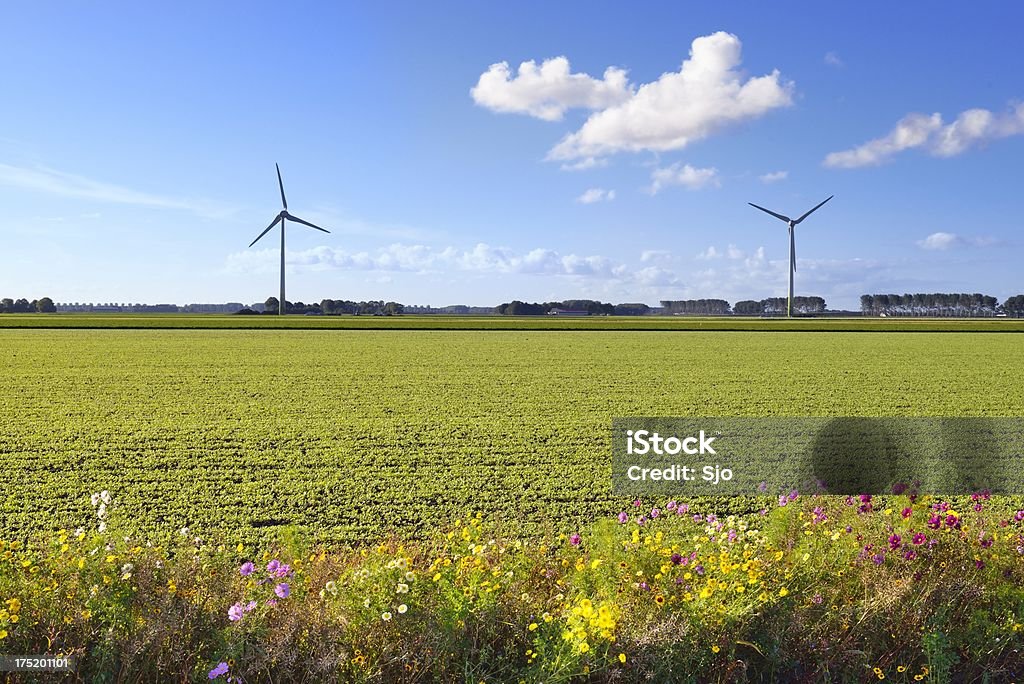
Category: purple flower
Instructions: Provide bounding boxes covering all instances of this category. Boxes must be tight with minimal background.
[888,534,902,550]
[678,503,690,514]
[757,481,768,492]
[912,533,927,545]
[778,495,788,507]
[892,482,908,495]
[245,600,257,612]
[639,581,649,591]
[900,507,913,519]
[975,559,985,569]
[812,594,823,604]
[788,490,799,502]
[617,512,628,524]
[267,559,281,574]
[569,533,581,547]
[694,564,705,576]
[872,553,885,565]
[208,662,229,679]
[239,561,255,577]
[1014,510,1024,522]
[275,563,292,578]
[228,603,244,621]
[274,582,290,599]
[670,553,683,565]
[636,516,647,526]
[633,499,642,507]
[903,550,918,560]
[666,500,678,511]
[693,514,703,523]
[927,514,942,530]
[650,508,660,519]
[727,529,737,543]
[945,514,960,529]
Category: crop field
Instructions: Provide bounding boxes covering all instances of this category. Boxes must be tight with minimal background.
[2,327,1024,544]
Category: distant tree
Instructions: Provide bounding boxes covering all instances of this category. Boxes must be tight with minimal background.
[264,296,280,314]
[733,300,762,315]
[614,303,650,316]
[36,297,56,313]
[383,302,404,315]
[13,298,31,313]
[0,298,11,313]
[234,308,259,315]
[1003,295,1024,317]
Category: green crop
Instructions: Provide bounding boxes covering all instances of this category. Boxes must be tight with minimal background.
[1,329,1023,544]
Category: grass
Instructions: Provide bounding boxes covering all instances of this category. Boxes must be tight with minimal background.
[2,312,1024,331]
[2,328,1023,543]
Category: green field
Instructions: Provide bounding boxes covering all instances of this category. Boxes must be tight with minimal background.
[3,312,1024,332]
[2,325,1024,543]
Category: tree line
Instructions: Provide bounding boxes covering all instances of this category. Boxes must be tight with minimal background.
[237,297,405,316]
[733,297,826,315]
[859,293,1009,317]
[0,297,56,313]
[494,300,617,316]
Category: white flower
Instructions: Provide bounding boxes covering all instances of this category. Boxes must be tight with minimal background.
[100,490,111,504]
[90,493,100,507]
[97,503,107,519]
[381,611,392,621]
[179,527,189,536]
[396,583,409,594]
[397,604,408,614]
[121,563,134,574]
[404,571,415,582]
[75,527,85,537]
[363,598,371,608]
[396,558,408,570]
[325,581,338,596]
[97,522,107,533]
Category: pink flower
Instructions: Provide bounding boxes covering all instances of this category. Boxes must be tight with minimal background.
[617,512,628,524]
[900,507,912,519]
[228,603,244,621]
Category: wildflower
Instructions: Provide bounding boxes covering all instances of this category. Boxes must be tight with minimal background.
[528,622,538,631]
[569,534,581,547]
[946,514,960,529]
[927,515,941,529]
[382,612,392,621]
[1014,510,1024,522]
[228,603,244,621]
[778,587,789,597]
[619,653,627,663]
[912,533,927,545]
[812,593,823,604]
[208,662,229,679]
[670,553,683,565]
[901,507,913,519]
[179,527,189,536]
[325,581,338,596]
[398,604,408,614]
[888,534,902,550]
[975,559,985,569]
[903,550,917,560]
[757,481,768,492]
[650,508,660,518]
[666,500,677,511]
[617,512,628,524]
[239,562,255,577]
[788,490,799,502]
[267,559,281,574]
[274,583,290,598]
[396,583,409,594]
[711,645,720,653]
[872,553,885,565]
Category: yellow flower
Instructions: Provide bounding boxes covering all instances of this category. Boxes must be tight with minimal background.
[711,645,720,653]
[897,666,907,673]
[778,587,790,597]
[0,630,7,640]
[618,653,626,663]
[528,623,538,631]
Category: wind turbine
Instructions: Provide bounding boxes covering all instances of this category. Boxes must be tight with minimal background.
[248,164,331,315]
[747,195,833,317]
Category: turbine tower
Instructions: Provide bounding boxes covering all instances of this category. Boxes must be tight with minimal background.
[748,195,833,317]
[248,164,331,315]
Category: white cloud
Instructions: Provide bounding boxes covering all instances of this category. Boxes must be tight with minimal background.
[228,242,636,282]
[559,157,608,172]
[697,246,720,260]
[649,163,720,194]
[824,51,844,68]
[825,102,1024,168]
[576,187,615,204]
[640,249,671,262]
[917,232,996,251]
[758,170,788,184]
[470,57,632,121]
[546,32,793,161]
[0,163,233,218]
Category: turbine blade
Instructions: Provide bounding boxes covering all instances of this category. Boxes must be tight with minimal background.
[284,212,330,234]
[276,163,288,210]
[748,202,791,223]
[794,195,833,224]
[248,215,282,247]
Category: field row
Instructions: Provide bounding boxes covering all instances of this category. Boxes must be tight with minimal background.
[2,329,1023,542]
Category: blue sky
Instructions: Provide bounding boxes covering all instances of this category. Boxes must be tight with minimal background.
[2,2,1022,309]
